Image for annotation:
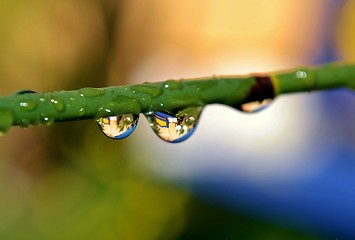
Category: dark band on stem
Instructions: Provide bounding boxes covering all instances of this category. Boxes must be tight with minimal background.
[242,76,275,103]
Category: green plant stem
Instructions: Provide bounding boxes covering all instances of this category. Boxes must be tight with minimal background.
[0,63,354,133]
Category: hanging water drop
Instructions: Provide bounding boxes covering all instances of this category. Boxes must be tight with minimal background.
[97,114,139,140]
[236,99,272,113]
[145,106,202,143]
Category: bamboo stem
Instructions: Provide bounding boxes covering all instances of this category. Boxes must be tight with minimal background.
[0,63,354,134]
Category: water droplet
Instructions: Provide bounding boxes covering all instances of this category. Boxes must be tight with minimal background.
[19,119,30,128]
[51,98,65,112]
[130,84,162,98]
[236,99,272,113]
[145,106,202,143]
[97,114,139,140]
[14,90,37,95]
[41,116,54,126]
[163,80,183,91]
[78,88,105,98]
[97,96,141,119]
[77,106,86,117]
[0,109,13,135]
[19,99,37,111]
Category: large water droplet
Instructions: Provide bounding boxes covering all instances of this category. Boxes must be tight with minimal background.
[236,99,272,113]
[145,106,202,143]
[97,114,139,140]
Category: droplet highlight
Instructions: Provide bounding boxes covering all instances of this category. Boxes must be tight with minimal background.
[145,106,202,143]
[97,114,139,140]
[237,99,272,113]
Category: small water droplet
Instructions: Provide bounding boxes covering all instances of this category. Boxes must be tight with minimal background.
[78,88,105,98]
[145,106,202,143]
[41,116,54,126]
[130,84,162,98]
[51,98,65,112]
[97,96,141,119]
[77,106,87,117]
[19,99,37,111]
[163,80,183,91]
[97,114,139,140]
[19,119,30,128]
[237,99,272,113]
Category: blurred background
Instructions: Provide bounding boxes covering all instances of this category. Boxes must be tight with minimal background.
[0,0,354,239]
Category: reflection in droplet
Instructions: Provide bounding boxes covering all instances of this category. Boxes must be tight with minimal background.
[145,106,202,143]
[237,99,272,113]
[97,114,139,140]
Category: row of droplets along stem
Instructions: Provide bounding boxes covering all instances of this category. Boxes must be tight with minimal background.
[96,98,273,143]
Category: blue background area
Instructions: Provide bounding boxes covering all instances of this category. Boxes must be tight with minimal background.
[192,0,355,238]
